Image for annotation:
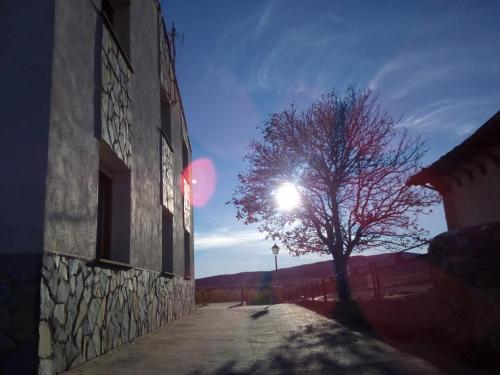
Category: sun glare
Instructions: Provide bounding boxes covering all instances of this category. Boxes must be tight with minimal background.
[275,182,300,210]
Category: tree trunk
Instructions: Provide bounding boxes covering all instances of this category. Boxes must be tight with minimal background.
[333,255,351,301]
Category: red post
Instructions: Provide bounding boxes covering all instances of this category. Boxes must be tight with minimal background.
[370,262,381,299]
[322,278,327,302]
[310,282,314,301]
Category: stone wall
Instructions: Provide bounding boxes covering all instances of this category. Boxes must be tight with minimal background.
[101,24,132,169]
[427,221,500,365]
[38,252,195,374]
[161,135,175,213]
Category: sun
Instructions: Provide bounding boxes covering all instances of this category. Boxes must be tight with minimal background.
[275,182,300,210]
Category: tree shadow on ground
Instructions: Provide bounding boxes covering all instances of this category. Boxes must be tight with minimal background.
[188,302,494,375]
[297,301,499,374]
[188,307,457,375]
[250,310,268,320]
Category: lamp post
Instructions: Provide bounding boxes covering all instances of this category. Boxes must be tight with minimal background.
[271,243,280,270]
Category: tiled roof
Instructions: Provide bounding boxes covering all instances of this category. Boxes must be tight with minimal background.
[407,110,500,187]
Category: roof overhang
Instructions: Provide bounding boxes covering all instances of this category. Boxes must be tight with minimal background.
[407,110,500,190]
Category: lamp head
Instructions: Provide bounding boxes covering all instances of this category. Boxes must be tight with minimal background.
[271,243,280,255]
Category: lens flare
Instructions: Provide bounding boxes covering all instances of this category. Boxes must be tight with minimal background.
[275,182,300,210]
[183,158,217,207]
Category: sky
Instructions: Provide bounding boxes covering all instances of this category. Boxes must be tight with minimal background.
[161,0,500,278]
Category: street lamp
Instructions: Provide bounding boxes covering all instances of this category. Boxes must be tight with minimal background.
[271,243,280,270]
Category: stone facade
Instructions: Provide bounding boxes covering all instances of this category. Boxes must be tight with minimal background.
[161,135,175,213]
[427,222,500,365]
[38,252,194,374]
[183,176,192,233]
[101,25,132,169]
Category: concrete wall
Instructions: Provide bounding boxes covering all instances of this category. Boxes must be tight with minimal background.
[43,0,194,275]
[0,0,55,255]
[128,0,163,270]
[172,103,192,276]
[44,0,101,259]
[441,145,500,230]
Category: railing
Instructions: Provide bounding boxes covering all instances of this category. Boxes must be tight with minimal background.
[196,256,436,305]
[195,284,255,305]
[282,256,435,302]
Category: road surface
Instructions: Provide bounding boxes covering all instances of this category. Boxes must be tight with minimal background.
[65,303,464,374]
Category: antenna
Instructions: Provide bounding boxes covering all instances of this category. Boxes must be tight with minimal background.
[168,22,184,68]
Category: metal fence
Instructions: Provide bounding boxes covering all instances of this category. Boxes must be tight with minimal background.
[282,257,435,302]
[196,256,435,304]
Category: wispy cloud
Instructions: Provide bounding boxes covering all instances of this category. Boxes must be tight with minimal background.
[368,53,470,100]
[251,26,337,91]
[195,228,265,251]
[255,1,275,38]
[399,97,499,136]
[368,57,408,92]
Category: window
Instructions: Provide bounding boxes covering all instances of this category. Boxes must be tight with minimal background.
[182,140,192,277]
[161,125,174,273]
[162,208,174,273]
[160,91,172,145]
[96,143,131,263]
[102,0,130,56]
[96,171,112,260]
[184,230,191,277]
[182,139,189,173]
[102,0,114,24]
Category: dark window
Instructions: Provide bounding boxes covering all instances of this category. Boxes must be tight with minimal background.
[182,140,191,276]
[97,171,112,259]
[102,0,130,56]
[162,208,174,273]
[102,0,114,25]
[97,142,131,263]
[182,139,189,171]
[160,91,172,144]
[184,230,191,277]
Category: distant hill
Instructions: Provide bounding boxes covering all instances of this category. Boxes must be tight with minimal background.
[196,252,425,288]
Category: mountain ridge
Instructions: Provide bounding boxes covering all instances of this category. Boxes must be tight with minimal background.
[196,252,426,288]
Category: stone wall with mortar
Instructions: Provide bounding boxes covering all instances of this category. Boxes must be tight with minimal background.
[38,252,195,374]
[427,221,500,365]
[101,24,132,169]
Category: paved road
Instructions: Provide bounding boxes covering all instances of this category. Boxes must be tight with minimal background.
[65,303,456,374]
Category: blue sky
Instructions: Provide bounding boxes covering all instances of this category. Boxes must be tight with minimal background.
[161,0,500,278]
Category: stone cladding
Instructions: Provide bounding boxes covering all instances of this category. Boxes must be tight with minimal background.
[38,252,194,374]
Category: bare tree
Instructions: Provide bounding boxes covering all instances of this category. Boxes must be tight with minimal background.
[230,87,439,300]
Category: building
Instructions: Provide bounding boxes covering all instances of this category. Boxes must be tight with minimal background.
[0,1,194,373]
[408,111,500,230]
